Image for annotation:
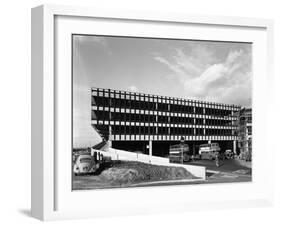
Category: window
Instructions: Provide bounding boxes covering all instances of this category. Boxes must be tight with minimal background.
[125,126,130,134]
[149,102,156,110]
[158,115,168,123]
[80,157,91,163]
[248,127,252,135]
[120,126,125,134]
[195,118,204,125]
[125,114,130,121]
[95,110,109,121]
[150,115,156,123]
[158,103,168,111]
[130,126,136,134]
[140,101,146,110]
[145,126,149,134]
[195,107,204,114]
[150,127,156,134]
[103,97,110,107]
[196,128,204,135]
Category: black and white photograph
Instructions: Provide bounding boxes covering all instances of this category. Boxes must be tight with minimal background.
[72,35,252,190]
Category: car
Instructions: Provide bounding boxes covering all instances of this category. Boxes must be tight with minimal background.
[224,149,234,159]
[73,154,100,175]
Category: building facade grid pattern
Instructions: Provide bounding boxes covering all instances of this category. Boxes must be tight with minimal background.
[91,87,241,142]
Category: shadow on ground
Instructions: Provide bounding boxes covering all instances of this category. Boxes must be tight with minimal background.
[18,209,31,217]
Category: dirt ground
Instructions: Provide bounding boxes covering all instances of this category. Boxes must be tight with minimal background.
[72,160,197,190]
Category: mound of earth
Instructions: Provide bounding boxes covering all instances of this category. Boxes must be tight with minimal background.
[100,161,196,185]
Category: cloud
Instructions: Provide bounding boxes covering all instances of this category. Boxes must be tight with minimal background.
[153,44,216,82]
[154,46,252,106]
[183,63,227,97]
[128,85,139,92]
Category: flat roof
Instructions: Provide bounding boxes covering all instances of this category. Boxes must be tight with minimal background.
[91,87,242,108]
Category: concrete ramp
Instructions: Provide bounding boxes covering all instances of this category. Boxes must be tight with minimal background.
[92,140,109,151]
[97,147,169,165]
[96,147,206,180]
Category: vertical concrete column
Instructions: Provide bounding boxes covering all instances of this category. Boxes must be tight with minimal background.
[193,117,196,136]
[149,140,153,163]
[108,125,112,148]
[193,143,196,156]
[233,140,237,154]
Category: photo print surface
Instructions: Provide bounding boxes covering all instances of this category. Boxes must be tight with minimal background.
[72,35,252,190]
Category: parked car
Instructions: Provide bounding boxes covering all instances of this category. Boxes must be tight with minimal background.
[224,149,234,159]
[73,154,100,175]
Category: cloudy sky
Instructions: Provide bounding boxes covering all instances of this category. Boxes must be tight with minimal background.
[73,35,252,147]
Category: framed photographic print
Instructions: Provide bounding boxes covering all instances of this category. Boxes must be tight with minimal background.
[31,4,274,221]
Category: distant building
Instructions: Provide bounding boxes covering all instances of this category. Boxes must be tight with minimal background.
[91,87,241,158]
[236,108,252,160]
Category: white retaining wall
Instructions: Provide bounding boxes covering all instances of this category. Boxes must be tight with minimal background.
[99,148,170,165]
[95,148,206,180]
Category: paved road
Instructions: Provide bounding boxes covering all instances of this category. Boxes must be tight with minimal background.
[187,158,252,184]
[131,161,251,187]
[129,159,252,187]
[187,159,251,173]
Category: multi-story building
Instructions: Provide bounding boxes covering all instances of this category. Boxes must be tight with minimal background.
[236,108,252,159]
[91,87,241,158]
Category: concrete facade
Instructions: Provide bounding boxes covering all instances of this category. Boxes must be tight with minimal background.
[91,87,241,157]
[236,107,252,159]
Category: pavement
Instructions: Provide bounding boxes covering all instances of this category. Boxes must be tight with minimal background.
[131,159,252,187]
[126,159,252,187]
[187,158,251,172]
[187,158,252,184]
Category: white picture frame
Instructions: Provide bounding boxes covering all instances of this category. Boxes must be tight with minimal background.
[31,4,274,221]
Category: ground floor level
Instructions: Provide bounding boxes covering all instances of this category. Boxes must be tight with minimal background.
[111,140,237,158]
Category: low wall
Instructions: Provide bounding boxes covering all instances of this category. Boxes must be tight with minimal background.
[97,148,206,180]
[99,148,169,165]
[165,163,206,179]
